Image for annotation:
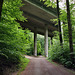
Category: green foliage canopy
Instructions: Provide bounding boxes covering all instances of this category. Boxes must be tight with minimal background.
[0,0,30,69]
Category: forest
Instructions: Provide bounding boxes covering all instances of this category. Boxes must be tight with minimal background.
[0,0,75,75]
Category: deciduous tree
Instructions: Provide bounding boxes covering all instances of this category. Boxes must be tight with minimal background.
[66,0,74,62]
[56,0,63,45]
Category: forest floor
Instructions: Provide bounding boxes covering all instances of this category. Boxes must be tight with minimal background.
[13,55,75,75]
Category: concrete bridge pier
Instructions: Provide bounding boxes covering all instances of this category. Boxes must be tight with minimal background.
[34,29,37,56]
[45,26,48,57]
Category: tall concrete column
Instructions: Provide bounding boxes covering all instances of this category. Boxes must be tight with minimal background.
[45,26,48,57]
[34,30,37,56]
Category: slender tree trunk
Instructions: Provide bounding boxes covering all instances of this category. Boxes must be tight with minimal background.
[0,0,3,21]
[66,0,74,61]
[0,0,3,74]
[56,0,63,45]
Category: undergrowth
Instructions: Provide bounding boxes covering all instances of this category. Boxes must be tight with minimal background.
[17,57,29,75]
[48,40,75,69]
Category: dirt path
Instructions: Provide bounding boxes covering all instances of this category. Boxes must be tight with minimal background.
[20,56,74,75]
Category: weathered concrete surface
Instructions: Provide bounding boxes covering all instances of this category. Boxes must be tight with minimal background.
[20,0,58,37]
[45,26,48,57]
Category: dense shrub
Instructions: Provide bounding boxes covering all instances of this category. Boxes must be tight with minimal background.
[48,39,75,69]
[0,0,30,74]
[0,49,21,66]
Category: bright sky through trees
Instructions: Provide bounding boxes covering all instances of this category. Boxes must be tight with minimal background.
[50,0,75,9]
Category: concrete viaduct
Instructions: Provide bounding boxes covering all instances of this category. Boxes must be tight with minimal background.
[20,0,58,57]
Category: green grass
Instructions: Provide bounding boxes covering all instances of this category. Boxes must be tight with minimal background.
[17,57,30,75]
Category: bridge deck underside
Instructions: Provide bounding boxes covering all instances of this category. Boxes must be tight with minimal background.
[20,0,58,37]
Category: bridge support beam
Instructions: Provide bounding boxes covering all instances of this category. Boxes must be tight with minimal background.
[45,26,48,57]
[34,29,37,56]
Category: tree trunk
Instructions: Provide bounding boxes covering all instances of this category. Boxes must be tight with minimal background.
[0,0,3,21]
[66,0,74,61]
[56,0,63,45]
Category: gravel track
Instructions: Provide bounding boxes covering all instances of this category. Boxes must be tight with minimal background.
[20,56,75,75]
